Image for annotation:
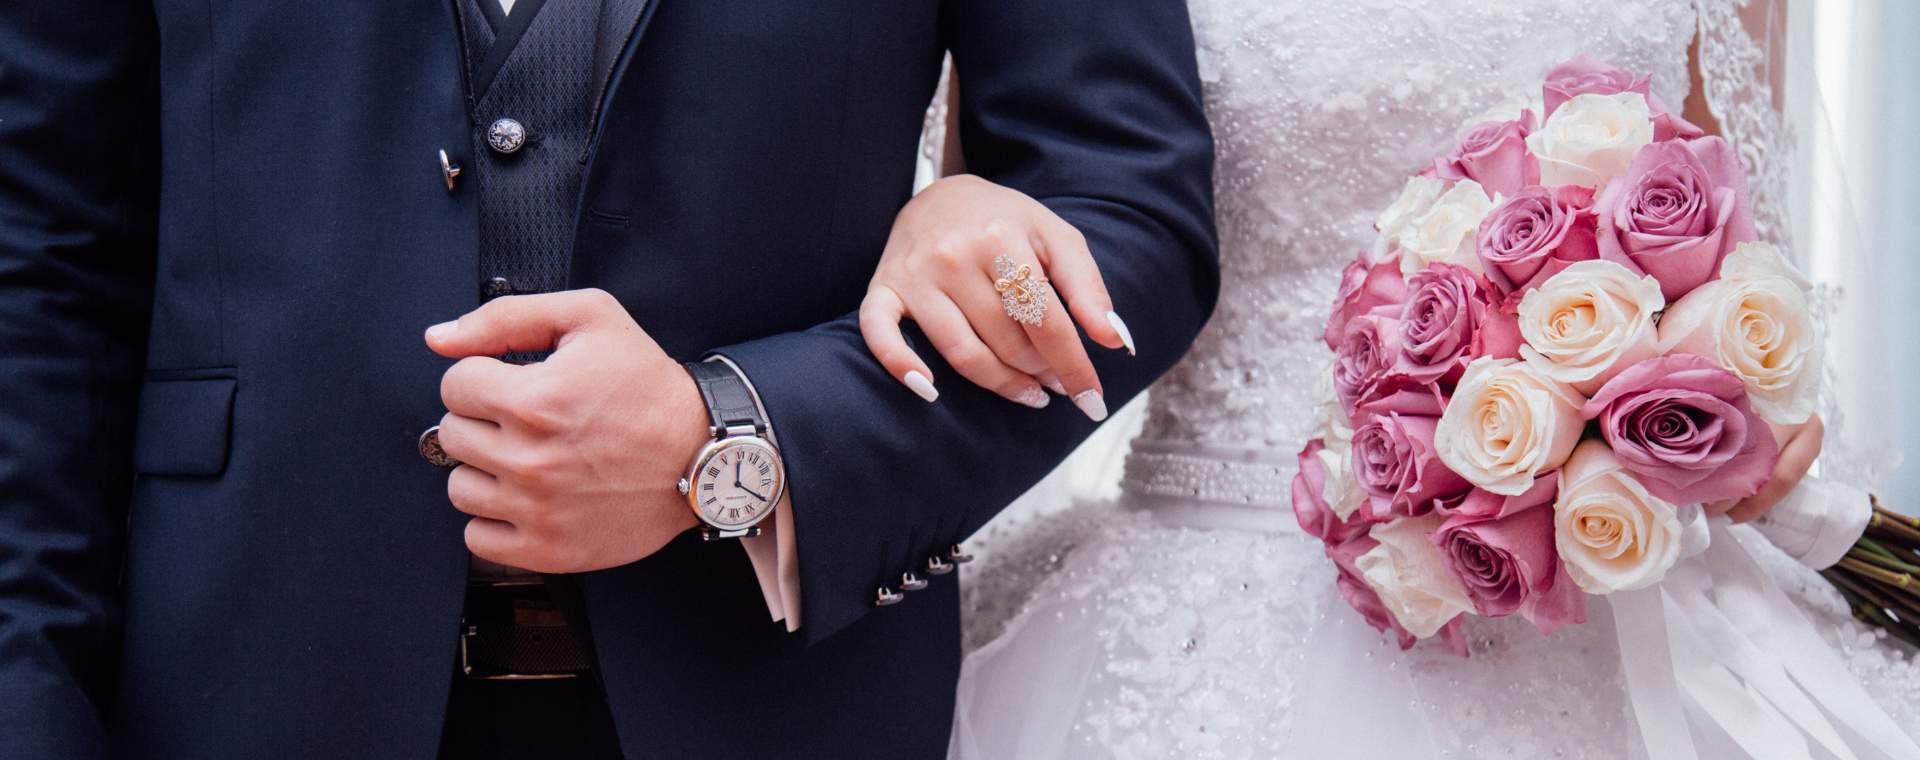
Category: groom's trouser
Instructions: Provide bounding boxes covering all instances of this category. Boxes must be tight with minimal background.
[437,675,622,759]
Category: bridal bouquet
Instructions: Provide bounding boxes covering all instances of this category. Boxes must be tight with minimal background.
[1292,56,1831,651]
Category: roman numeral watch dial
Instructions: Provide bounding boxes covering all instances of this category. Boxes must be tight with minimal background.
[678,359,786,540]
[688,440,783,530]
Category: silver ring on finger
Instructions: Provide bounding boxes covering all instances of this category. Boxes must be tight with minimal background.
[992,255,1052,327]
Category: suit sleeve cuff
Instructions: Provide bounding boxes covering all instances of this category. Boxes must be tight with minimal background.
[703,354,802,632]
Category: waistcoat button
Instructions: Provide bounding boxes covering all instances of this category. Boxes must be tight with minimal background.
[487,118,528,154]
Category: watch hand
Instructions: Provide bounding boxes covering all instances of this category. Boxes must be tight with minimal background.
[741,485,768,502]
[734,460,743,489]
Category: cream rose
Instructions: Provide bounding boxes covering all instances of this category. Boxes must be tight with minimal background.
[1313,363,1355,446]
[1315,438,1368,521]
[1310,367,1365,519]
[1553,440,1684,593]
[1526,92,1654,189]
[1373,175,1449,259]
[1658,242,1822,424]
[1396,179,1494,275]
[1356,513,1473,638]
[1517,259,1664,394]
[1435,358,1585,495]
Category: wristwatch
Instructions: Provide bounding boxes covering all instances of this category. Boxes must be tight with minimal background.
[677,359,786,541]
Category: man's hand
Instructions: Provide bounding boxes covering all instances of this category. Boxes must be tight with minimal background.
[425,288,707,573]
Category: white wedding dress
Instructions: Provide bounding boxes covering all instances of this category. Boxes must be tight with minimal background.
[949,1,1920,758]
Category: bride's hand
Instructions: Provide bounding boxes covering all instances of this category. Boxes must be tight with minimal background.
[860,175,1132,420]
[1710,414,1825,523]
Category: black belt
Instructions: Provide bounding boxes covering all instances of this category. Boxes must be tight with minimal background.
[459,580,594,680]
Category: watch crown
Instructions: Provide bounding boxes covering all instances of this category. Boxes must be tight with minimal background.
[676,478,691,495]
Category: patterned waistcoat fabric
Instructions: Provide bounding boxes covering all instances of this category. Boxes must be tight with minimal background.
[460,0,603,299]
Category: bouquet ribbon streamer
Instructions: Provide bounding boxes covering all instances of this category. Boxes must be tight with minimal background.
[1614,491,1919,760]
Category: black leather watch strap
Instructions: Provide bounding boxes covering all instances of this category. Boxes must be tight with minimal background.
[684,360,767,435]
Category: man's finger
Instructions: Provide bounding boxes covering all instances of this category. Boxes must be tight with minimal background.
[859,285,939,403]
[447,465,518,523]
[426,288,624,359]
[440,356,522,422]
[464,517,525,568]
[435,412,514,477]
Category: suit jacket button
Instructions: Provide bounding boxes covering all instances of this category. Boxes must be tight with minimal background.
[486,118,527,154]
[873,586,904,607]
[439,149,462,192]
[418,426,459,467]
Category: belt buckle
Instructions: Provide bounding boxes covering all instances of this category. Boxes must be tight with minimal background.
[459,621,579,681]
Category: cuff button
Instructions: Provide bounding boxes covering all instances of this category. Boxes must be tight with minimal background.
[947,545,975,564]
[925,556,954,575]
[874,587,905,607]
[899,572,928,591]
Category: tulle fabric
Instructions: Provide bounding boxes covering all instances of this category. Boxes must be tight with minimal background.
[952,501,1920,759]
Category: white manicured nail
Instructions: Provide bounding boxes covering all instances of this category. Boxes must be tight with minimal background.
[1013,386,1050,409]
[1072,390,1108,422]
[1106,312,1136,356]
[904,371,939,403]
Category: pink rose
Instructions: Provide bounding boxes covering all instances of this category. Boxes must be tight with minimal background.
[1597,137,1757,300]
[1327,535,1417,649]
[1293,438,1374,543]
[1351,413,1471,518]
[1434,502,1588,633]
[1395,263,1522,385]
[1435,113,1540,198]
[1324,251,1407,350]
[1542,55,1704,142]
[1332,314,1405,417]
[1439,472,1559,520]
[1475,185,1600,300]
[1356,381,1448,420]
[1581,354,1780,505]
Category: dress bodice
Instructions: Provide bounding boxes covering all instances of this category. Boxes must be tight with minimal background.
[1119,0,1700,514]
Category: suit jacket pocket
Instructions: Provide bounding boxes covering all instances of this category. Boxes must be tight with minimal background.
[133,370,237,477]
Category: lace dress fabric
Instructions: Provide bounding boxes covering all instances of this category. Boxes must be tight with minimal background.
[951,1,1920,757]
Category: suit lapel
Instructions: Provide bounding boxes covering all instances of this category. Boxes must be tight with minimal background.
[582,0,660,161]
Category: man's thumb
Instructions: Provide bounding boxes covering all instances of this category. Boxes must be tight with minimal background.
[425,289,619,358]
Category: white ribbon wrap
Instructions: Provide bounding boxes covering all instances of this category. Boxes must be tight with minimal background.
[1610,513,1920,760]
[1752,476,1875,570]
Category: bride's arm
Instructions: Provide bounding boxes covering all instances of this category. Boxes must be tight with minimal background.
[712,0,1216,643]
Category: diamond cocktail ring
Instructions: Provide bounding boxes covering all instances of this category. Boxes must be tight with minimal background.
[992,255,1052,327]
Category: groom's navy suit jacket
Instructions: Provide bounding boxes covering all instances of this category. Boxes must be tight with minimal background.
[0,1,1215,757]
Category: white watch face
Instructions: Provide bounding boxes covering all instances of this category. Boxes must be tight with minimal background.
[690,438,782,529]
